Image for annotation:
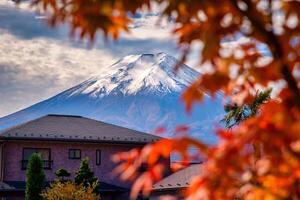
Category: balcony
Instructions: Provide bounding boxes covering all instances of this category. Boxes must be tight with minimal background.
[21,160,53,170]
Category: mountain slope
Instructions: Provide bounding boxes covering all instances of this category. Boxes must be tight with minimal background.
[64,53,197,96]
[0,53,223,143]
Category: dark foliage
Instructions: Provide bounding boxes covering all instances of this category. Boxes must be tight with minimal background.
[75,158,100,195]
[25,153,45,200]
[55,168,71,181]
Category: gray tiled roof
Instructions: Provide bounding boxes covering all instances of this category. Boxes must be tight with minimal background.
[0,114,161,144]
[153,164,202,191]
[0,182,15,190]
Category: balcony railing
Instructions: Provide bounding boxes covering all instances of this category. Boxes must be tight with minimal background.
[21,160,53,170]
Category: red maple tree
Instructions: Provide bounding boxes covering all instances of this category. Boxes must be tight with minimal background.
[29,0,300,199]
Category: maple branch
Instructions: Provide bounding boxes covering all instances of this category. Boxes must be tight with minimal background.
[231,0,300,105]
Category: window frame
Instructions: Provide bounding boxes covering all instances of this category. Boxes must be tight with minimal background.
[68,149,81,159]
[21,147,52,170]
[96,149,101,166]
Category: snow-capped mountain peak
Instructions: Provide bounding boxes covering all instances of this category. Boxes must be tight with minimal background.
[0,52,223,144]
[65,52,199,98]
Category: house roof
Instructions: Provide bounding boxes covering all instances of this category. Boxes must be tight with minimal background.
[2,181,128,193]
[153,164,202,191]
[0,114,161,144]
[0,182,16,191]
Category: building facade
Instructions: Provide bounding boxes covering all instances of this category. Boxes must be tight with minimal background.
[0,114,163,200]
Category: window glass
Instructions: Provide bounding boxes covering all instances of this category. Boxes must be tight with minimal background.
[69,150,74,158]
[75,150,80,158]
[23,148,50,160]
[23,149,36,160]
[69,149,81,159]
[96,150,101,165]
[39,149,50,160]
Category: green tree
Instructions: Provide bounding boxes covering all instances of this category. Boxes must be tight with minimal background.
[25,153,45,200]
[55,168,71,181]
[75,158,100,195]
[221,89,272,128]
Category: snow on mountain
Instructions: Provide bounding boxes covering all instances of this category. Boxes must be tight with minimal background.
[66,53,197,97]
[0,53,224,143]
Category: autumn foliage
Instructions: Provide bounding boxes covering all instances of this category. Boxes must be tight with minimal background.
[41,181,99,200]
[30,0,300,199]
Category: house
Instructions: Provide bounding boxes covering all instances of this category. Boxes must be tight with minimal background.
[150,164,202,200]
[0,114,164,200]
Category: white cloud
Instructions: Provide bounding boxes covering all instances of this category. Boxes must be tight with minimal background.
[0,0,180,117]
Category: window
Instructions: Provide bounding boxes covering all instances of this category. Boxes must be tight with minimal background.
[22,148,52,170]
[69,149,81,159]
[96,150,101,165]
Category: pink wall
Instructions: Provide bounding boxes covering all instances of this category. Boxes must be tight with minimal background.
[2,140,142,188]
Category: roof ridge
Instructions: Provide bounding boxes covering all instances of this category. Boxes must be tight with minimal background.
[47,114,82,118]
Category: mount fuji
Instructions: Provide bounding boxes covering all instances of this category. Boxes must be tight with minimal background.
[0,53,224,143]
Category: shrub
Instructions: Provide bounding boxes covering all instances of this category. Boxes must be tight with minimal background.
[55,168,71,181]
[41,181,99,200]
